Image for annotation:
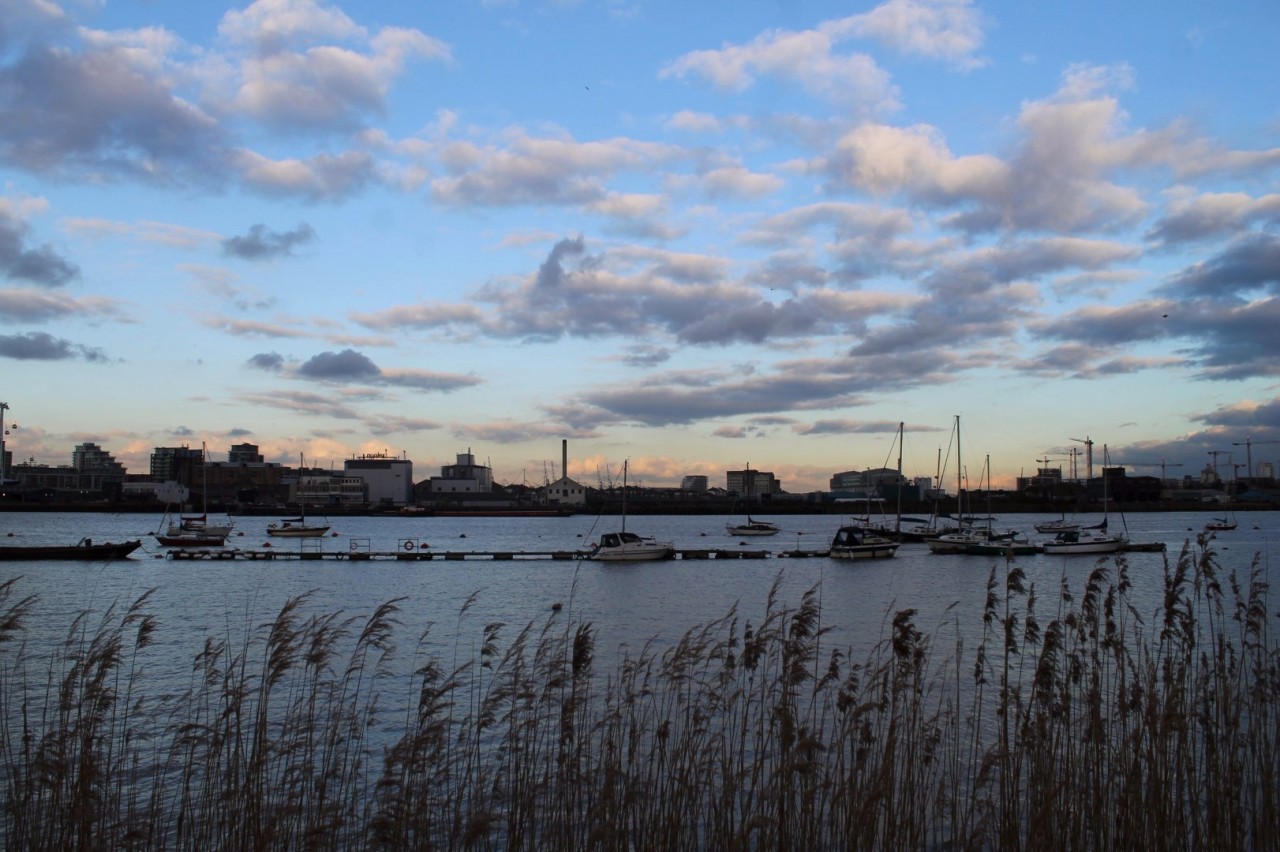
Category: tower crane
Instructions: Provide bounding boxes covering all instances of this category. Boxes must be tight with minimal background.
[1232,437,1280,481]
[1069,437,1094,481]
[1207,450,1230,478]
[1115,459,1184,481]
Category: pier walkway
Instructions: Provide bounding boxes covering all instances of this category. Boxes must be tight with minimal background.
[164,538,832,561]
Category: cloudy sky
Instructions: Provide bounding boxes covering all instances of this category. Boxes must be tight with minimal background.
[2,0,1279,492]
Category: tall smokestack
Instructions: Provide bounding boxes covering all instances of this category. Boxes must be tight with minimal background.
[562,440,568,481]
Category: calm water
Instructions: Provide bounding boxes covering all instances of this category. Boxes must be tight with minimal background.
[2,509,1277,671]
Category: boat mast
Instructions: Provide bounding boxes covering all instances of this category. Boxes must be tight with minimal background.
[621,459,628,534]
[0,401,8,485]
[895,422,904,534]
[955,415,963,524]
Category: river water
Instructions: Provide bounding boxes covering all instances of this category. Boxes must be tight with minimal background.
[2,509,1277,672]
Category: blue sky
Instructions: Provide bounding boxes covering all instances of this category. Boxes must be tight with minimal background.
[2,0,1279,492]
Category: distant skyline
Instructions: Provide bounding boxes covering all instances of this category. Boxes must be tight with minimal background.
[1,0,1278,492]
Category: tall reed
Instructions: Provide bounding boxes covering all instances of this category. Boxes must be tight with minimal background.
[0,540,1275,850]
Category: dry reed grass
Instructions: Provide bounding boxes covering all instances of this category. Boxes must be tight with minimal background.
[1,537,1276,850]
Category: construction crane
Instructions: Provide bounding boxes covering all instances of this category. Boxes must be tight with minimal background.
[1115,459,1184,481]
[1232,437,1280,481]
[1207,450,1230,478]
[1069,437,1094,481]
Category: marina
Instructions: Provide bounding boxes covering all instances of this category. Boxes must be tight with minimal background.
[161,539,1168,560]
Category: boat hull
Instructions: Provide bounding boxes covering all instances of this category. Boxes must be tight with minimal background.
[829,526,898,559]
[964,542,1043,556]
[589,530,674,562]
[591,545,674,562]
[1034,521,1079,534]
[267,525,330,538]
[727,525,780,537]
[830,543,899,559]
[1041,538,1123,555]
[156,532,226,547]
[0,540,142,561]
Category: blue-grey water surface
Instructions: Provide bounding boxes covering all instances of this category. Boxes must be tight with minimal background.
[2,510,1276,672]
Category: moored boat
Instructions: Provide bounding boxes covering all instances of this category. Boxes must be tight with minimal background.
[155,529,226,547]
[267,518,331,538]
[926,527,1019,554]
[1034,519,1080,534]
[589,530,674,562]
[1204,516,1237,532]
[726,463,779,536]
[828,525,898,559]
[727,518,780,537]
[1041,528,1124,555]
[1040,445,1126,555]
[588,459,673,561]
[268,453,331,537]
[964,536,1042,556]
[0,538,142,561]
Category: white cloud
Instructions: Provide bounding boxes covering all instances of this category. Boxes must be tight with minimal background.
[836,0,986,68]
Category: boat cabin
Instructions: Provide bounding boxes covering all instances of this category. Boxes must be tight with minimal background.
[599,531,645,548]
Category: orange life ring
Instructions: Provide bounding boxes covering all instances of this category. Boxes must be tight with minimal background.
[403,541,415,551]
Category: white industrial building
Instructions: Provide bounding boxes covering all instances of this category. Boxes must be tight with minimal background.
[344,452,413,506]
[540,440,588,507]
[429,450,493,493]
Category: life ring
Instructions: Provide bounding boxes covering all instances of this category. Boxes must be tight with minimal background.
[403,541,415,551]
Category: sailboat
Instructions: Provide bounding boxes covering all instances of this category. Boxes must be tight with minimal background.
[928,446,1019,554]
[1042,444,1124,554]
[1034,508,1080,534]
[589,460,674,561]
[858,422,948,542]
[155,445,228,547]
[268,454,332,538]
[726,463,779,536]
[1204,509,1237,531]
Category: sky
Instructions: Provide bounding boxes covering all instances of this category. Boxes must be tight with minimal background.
[1,0,1279,493]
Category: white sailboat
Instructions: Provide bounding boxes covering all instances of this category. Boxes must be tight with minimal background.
[155,444,228,547]
[589,460,674,561]
[1042,445,1124,554]
[726,463,779,536]
[268,454,331,538]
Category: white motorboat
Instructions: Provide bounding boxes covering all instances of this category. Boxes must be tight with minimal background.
[1041,527,1123,554]
[589,530,674,562]
[589,459,673,562]
[828,525,898,559]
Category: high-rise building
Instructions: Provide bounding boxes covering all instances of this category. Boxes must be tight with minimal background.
[680,475,708,492]
[151,446,204,484]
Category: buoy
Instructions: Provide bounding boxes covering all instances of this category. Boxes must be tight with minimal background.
[551,602,563,612]
[459,533,466,538]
